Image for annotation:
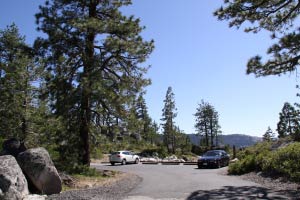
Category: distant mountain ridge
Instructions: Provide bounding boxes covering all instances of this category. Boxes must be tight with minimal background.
[187,134,262,148]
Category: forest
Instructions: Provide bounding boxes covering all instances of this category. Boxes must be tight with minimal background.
[2,0,300,179]
[0,1,222,173]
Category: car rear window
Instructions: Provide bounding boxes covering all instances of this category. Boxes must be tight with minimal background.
[205,152,217,156]
[204,151,223,156]
[111,152,120,155]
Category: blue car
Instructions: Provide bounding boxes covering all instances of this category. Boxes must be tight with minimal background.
[197,150,230,169]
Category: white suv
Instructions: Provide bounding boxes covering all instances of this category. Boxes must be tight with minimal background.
[109,151,140,166]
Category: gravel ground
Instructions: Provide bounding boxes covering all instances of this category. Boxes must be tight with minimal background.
[240,172,300,195]
[46,173,142,200]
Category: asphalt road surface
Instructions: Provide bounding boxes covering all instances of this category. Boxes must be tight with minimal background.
[93,163,298,200]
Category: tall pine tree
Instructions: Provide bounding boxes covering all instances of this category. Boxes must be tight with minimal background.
[277,102,299,138]
[263,126,274,142]
[35,0,154,166]
[194,100,221,148]
[161,87,177,153]
[135,93,153,141]
[0,24,38,142]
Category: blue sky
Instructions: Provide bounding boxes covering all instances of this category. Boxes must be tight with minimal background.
[0,1,298,137]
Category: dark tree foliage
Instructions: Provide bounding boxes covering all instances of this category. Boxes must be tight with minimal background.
[173,126,192,155]
[160,88,191,154]
[147,120,160,145]
[263,126,274,142]
[277,102,300,139]
[35,0,154,166]
[194,100,210,147]
[135,93,156,141]
[161,87,177,153]
[215,1,300,77]
[0,24,38,142]
[194,100,221,148]
[123,93,158,143]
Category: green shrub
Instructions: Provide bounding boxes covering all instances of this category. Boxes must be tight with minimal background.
[191,145,209,156]
[69,165,100,177]
[91,148,103,160]
[228,161,244,175]
[254,148,273,172]
[270,142,300,181]
[0,136,5,149]
[155,146,168,158]
[258,151,274,172]
[229,141,272,175]
[229,141,300,182]
[228,154,256,175]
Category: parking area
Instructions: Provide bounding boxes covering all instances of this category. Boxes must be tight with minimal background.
[92,163,261,199]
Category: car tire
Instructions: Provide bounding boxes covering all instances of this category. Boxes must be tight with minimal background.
[135,158,139,164]
[121,159,126,165]
[111,162,115,166]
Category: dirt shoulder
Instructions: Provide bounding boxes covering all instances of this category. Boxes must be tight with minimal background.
[47,171,142,200]
[240,172,300,192]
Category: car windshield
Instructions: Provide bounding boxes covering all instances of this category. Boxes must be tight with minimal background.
[204,151,219,157]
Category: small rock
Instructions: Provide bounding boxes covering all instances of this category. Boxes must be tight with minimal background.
[59,172,75,187]
[257,171,263,176]
[102,170,114,177]
[230,158,239,163]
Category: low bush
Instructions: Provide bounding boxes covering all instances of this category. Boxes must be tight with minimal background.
[191,145,209,156]
[229,141,271,174]
[91,148,103,160]
[228,141,300,182]
[270,142,300,181]
[70,165,100,177]
[0,136,5,149]
[228,154,256,175]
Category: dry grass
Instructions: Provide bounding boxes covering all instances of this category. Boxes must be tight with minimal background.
[62,170,127,191]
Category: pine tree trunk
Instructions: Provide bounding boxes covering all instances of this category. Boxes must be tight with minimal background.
[21,69,29,142]
[80,90,91,166]
[171,119,175,154]
[210,118,213,149]
[205,124,209,147]
[79,2,97,166]
[166,129,170,153]
[172,133,175,154]
[21,98,27,141]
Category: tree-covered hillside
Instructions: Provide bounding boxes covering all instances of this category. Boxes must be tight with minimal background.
[187,134,261,148]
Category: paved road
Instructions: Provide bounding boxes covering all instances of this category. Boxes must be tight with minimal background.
[93,163,297,200]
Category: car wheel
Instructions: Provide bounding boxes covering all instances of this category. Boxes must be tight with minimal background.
[198,165,202,169]
[135,158,139,164]
[111,162,115,166]
[121,159,126,165]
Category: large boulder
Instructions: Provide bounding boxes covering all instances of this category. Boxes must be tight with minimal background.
[17,147,62,195]
[0,155,29,200]
[0,138,27,157]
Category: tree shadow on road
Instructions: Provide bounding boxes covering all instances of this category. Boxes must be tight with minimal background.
[186,186,299,200]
